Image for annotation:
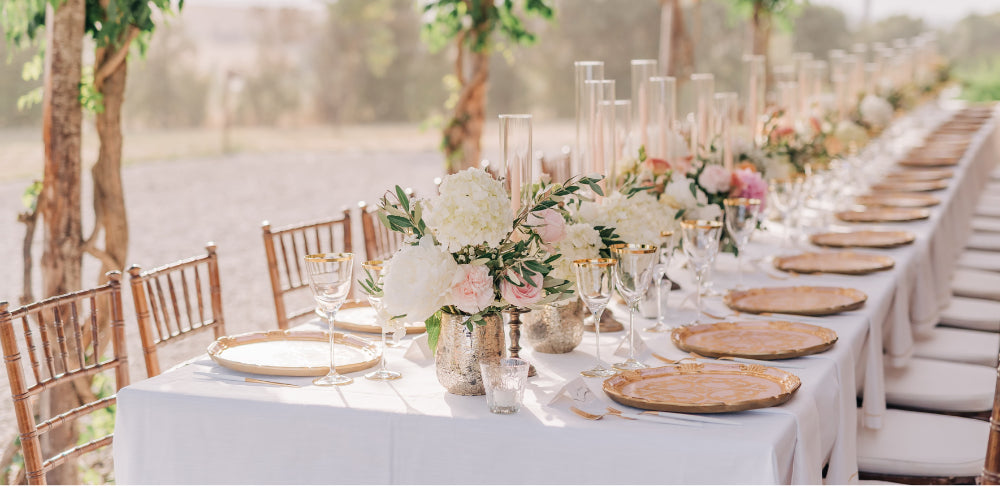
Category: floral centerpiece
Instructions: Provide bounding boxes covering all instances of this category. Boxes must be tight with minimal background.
[759,110,844,177]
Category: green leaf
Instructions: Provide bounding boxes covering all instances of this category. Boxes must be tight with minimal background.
[425,310,442,354]
[396,185,410,212]
[21,180,41,212]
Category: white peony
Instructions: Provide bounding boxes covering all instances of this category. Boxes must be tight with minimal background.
[382,236,459,322]
[423,168,514,252]
[578,190,678,246]
[550,223,604,283]
[834,119,869,148]
[859,95,893,130]
[662,176,708,212]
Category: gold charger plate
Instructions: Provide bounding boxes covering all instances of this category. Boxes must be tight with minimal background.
[869,179,949,193]
[810,230,916,249]
[855,193,941,208]
[671,320,838,360]
[603,363,801,413]
[724,286,867,316]
[773,251,895,275]
[207,330,379,376]
[898,156,959,167]
[884,169,953,181]
[333,300,426,334]
[836,207,930,223]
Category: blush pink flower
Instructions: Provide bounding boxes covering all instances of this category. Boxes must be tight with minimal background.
[500,271,543,308]
[672,156,694,176]
[527,208,567,245]
[698,164,732,194]
[730,168,768,209]
[448,264,495,314]
[643,157,672,175]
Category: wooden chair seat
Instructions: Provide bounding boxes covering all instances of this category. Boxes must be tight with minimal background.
[0,272,130,484]
[128,244,225,378]
[261,210,352,329]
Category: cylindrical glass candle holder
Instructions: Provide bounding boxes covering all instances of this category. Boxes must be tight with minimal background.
[574,61,605,178]
[582,79,615,184]
[598,99,629,192]
[742,54,765,145]
[648,76,676,160]
[713,92,738,171]
[690,73,714,157]
[499,114,532,215]
[631,59,658,154]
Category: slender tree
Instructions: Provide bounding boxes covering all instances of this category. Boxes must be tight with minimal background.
[421,0,554,174]
[734,0,797,87]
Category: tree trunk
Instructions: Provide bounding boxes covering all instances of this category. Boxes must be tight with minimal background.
[443,49,490,174]
[39,0,85,485]
[752,1,773,91]
[91,50,129,285]
[658,0,673,77]
[668,0,694,84]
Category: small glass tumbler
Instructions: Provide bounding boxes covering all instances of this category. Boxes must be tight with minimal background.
[480,358,530,415]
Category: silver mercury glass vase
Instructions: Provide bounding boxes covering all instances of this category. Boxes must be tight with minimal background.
[435,313,505,396]
[521,299,585,354]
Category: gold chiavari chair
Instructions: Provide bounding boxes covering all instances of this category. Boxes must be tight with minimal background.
[128,244,225,378]
[0,272,129,484]
[261,209,352,329]
[360,189,413,262]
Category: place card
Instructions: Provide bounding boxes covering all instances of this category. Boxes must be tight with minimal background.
[545,376,597,407]
[403,334,433,363]
[614,331,650,357]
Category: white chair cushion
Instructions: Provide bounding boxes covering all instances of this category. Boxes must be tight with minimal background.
[978,201,1000,219]
[939,296,1000,332]
[884,357,996,412]
[858,409,989,477]
[952,268,1000,301]
[973,217,1000,233]
[913,326,1000,367]
[966,233,1000,252]
[958,250,1000,272]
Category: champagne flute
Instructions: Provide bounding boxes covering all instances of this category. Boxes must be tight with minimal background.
[645,231,676,333]
[723,198,762,290]
[573,258,618,378]
[609,244,658,371]
[360,260,401,381]
[304,253,355,386]
[680,220,723,324]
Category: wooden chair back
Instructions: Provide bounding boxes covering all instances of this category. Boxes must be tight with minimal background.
[261,209,352,329]
[0,272,129,485]
[983,361,1000,484]
[539,146,573,184]
[128,244,225,378]
[360,189,414,262]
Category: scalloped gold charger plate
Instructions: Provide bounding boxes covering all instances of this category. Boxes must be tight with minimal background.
[883,170,953,181]
[869,179,950,193]
[603,363,801,413]
[671,320,837,360]
[724,286,867,316]
[855,193,941,208]
[332,300,426,335]
[773,251,895,275]
[836,207,930,223]
[809,230,916,249]
[208,330,379,376]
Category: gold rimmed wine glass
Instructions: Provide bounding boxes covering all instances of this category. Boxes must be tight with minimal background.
[767,176,804,249]
[645,231,676,333]
[572,258,618,378]
[723,198,763,290]
[304,253,355,386]
[680,220,723,324]
[609,244,658,371]
[360,260,401,381]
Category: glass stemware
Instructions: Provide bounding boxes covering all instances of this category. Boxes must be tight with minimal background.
[645,231,676,333]
[609,244,658,371]
[360,260,401,381]
[767,176,804,249]
[723,198,763,290]
[304,253,355,386]
[572,258,618,378]
[680,220,723,324]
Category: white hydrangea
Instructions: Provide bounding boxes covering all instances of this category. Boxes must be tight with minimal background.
[550,223,604,283]
[382,236,459,322]
[834,119,869,148]
[859,95,893,130]
[578,191,678,246]
[661,176,708,212]
[423,168,514,252]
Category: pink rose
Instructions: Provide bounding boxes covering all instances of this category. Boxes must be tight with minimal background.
[527,208,567,245]
[730,169,767,209]
[500,271,543,308]
[448,264,495,314]
[643,157,672,175]
[697,164,732,194]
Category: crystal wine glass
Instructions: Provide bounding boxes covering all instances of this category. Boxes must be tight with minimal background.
[609,244,658,371]
[680,220,723,324]
[645,231,676,333]
[572,258,618,378]
[723,198,762,290]
[360,260,401,381]
[767,176,804,249]
[304,253,355,386]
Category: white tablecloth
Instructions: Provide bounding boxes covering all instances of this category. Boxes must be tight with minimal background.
[112,102,998,485]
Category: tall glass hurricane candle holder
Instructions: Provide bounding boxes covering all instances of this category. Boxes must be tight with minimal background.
[777,82,799,127]
[690,73,715,157]
[499,114,533,215]
[713,92,738,172]
[584,79,615,191]
[602,99,634,188]
[631,59,658,153]
[648,76,677,160]
[792,52,813,114]
[575,61,605,178]
[742,55,765,145]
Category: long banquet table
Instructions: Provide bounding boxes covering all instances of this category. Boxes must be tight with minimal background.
[113,101,998,485]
